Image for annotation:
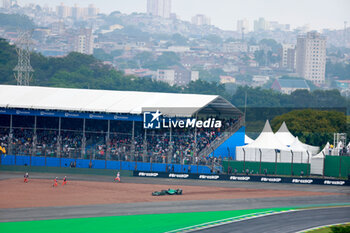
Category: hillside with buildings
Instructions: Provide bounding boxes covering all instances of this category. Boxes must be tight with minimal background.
[0,0,349,96]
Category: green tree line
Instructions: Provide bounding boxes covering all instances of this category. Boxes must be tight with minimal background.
[271,109,347,147]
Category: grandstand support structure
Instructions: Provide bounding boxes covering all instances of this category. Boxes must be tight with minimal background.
[32,115,37,158]
[56,117,62,159]
[106,120,111,160]
[13,31,34,86]
[194,113,198,160]
[143,129,147,162]
[82,119,86,158]
[167,126,173,164]
[7,115,13,155]
[198,117,244,163]
[130,121,135,161]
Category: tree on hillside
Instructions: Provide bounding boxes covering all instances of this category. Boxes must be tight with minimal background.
[259,39,281,53]
[0,13,35,30]
[326,61,350,80]
[0,38,17,84]
[271,109,347,147]
[93,48,113,62]
[203,34,223,44]
[144,52,181,70]
[183,80,227,97]
[171,33,188,46]
[231,86,285,107]
[198,68,225,83]
[134,51,153,67]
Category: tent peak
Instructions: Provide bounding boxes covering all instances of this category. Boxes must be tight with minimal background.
[262,120,273,133]
[277,121,290,133]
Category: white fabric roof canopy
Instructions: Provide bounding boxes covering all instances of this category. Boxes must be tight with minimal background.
[242,120,289,150]
[275,122,296,146]
[244,135,254,144]
[275,121,320,155]
[0,85,241,117]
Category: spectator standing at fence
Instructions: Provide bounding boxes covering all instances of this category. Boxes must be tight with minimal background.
[24,172,29,183]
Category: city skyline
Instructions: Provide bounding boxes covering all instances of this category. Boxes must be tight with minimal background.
[17,0,350,31]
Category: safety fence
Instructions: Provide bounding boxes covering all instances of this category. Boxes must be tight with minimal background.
[0,154,212,174]
[324,155,350,178]
[222,160,310,177]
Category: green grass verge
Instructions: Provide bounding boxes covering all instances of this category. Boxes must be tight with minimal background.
[0,207,292,233]
[305,223,350,233]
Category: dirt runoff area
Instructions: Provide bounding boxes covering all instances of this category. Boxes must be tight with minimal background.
[0,178,342,209]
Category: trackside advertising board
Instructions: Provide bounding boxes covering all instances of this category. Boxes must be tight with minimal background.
[134,171,350,186]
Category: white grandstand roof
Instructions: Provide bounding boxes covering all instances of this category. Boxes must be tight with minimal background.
[0,85,241,117]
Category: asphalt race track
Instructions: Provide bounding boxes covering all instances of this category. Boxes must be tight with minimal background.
[192,206,350,233]
[0,171,349,232]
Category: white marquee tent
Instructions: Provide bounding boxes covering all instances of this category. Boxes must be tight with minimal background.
[236,120,301,163]
[275,122,295,146]
[244,135,254,145]
[289,137,311,163]
[275,121,319,155]
[310,142,329,175]
[299,141,320,155]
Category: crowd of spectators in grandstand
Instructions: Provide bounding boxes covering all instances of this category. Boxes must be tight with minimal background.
[0,117,240,166]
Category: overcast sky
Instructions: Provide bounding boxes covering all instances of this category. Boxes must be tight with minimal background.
[18,0,350,31]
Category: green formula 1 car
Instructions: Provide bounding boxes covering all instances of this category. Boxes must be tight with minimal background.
[152,188,183,196]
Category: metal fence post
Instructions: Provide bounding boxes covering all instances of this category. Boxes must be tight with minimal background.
[322,152,325,178]
[306,151,310,176]
[227,147,231,174]
[275,149,278,175]
[259,149,262,174]
[291,150,294,176]
[243,148,246,172]
[339,155,342,178]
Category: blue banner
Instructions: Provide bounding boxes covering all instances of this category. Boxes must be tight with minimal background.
[0,108,142,122]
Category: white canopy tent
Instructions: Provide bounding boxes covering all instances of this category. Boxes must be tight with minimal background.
[236,120,300,163]
[275,121,319,155]
[299,141,320,155]
[310,142,329,175]
[289,137,311,163]
[244,135,254,145]
[275,122,295,146]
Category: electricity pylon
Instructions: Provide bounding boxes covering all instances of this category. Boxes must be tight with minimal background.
[13,31,34,86]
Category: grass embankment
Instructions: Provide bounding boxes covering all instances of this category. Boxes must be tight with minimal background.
[305,223,350,233]
[0,207,292,233]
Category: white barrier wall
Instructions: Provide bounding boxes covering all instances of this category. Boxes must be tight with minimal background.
[236,147,309,163]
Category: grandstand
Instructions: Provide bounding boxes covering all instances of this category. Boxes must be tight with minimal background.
[0,85,244,172]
